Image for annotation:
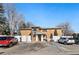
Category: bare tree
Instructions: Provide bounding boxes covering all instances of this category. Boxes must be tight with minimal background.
[4,3,20,35]
[26,21,35,28]
[56,22,74,36]
[4,3,36,35]
[17,14,27,29]
[15,14,27,35]
[0,3,10,35]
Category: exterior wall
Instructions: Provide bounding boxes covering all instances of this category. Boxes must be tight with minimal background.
[36,28,40,31]
[52,36,60,42]
[46,29,54,41]
[57,29,63,36]
[32,35,36,42]
[41,29,63,42]
[20,28,63,42]
[20,29,32,36]
[20,29,32,43]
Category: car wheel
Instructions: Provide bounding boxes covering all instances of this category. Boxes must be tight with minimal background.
[15,42,18,45]
[64,41,67,45]
[58,41,60,43]
[76,42,79,45]
[8,43,13,47]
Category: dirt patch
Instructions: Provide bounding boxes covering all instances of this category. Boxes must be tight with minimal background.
[0,52,5,54]
[1,42,48,55]
[27,42,47,51]
[13,42,48,51]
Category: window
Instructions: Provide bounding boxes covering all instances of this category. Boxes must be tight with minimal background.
[33,35,35,37]
[60,37,66,40]
[54,29,58,36]
[32,28,36,31]
[68,38,73,40]
[0,37,6,40]
[43,29,47,32]
[50,34,53,38]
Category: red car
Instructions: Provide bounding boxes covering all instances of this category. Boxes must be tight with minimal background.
[0,36,18,47]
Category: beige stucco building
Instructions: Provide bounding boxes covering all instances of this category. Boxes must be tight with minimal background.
[20,27,63,42]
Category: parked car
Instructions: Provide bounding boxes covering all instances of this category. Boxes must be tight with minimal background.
[0,36,18,47]
[58,36,75,45]
[72,33,79,44]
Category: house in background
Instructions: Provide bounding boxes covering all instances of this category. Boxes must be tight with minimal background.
[20,26,63,43]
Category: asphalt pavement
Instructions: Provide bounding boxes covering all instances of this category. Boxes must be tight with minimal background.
[0,42,79,55]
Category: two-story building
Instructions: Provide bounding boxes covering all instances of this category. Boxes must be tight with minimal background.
[20,26,63,42]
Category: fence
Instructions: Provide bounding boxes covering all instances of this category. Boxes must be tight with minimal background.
[52,36,61,42]
[14,36,31,43]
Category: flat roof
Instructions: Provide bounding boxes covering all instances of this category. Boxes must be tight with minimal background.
[40,27,62,30]
[20,28,32,30]
[20,27,62,30]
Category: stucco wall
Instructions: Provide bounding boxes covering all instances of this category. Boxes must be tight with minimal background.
[20,29,32,36]
[20,28,63,42]
[57,29,63,36]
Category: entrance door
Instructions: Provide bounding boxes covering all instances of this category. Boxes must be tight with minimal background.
[38,35,41,41]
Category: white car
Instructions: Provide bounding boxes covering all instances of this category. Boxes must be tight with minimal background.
[58,36,75,45]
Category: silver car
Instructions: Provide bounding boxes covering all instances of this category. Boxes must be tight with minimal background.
[58,36,75,45]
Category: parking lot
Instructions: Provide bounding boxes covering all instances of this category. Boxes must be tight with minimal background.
[0,42,79,55]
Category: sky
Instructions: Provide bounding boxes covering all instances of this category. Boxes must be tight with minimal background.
[15,3,79,32]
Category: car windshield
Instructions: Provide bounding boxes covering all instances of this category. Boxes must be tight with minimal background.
[68,38,73,40]
[60,38,66,40]
[0,37,7,40]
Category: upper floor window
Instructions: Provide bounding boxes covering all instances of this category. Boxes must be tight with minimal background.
[54,29,58,36]
[32,28,36,31]
[43,29,47,32]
